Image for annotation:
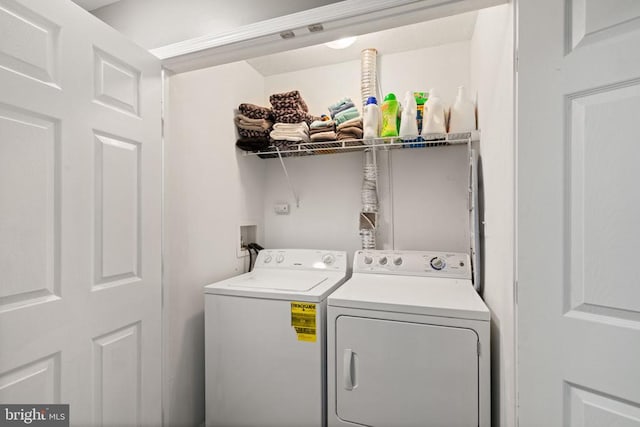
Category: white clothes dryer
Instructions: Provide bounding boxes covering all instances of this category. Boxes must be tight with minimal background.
[204,249,347,427]
[327,250,490,427]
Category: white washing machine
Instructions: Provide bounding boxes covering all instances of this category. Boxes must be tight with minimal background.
[204,249,348,427]
[327,250,490,427]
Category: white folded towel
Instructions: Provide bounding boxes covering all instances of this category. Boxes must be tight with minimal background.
[273,122,309,131]
[270,121,310,142]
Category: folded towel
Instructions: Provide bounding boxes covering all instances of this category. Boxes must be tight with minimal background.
[329,101,356,118]
[239,103,272,120]
[236,137,271,151]
[334,107,360,125]
[337,128,363,140]
[310,122,334,134]
[328,97,354,116]
[310,131,337,142]
[337,125,363,136]
[269,90,309,112]
[310,128,335,136]
[273,122,308,131]
[310,119,335,129]
[234,114,272,132]
[337,117,363,130]
[238,128,271,139]
[273,109,318,124]
[270,122,310,142]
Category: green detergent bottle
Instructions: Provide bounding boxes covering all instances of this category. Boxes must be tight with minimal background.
[380,93,400,138]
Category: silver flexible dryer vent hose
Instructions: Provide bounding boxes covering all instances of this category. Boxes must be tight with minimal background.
[360,48,379,249]
[360,148,378,249]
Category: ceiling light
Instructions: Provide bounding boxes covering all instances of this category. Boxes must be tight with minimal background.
[324,36,357,49]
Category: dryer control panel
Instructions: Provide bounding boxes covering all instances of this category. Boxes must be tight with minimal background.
[256,249,347,272]
[354,250,471,279]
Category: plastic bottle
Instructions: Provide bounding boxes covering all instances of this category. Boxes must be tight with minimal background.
[414,92,427,134]
[399,90,418,141]
[421,88,446,138]
[448,86,476,133]
[363,96,381,142]
[380,93,400,139]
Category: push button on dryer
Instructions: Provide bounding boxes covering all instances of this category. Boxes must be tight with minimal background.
[322,254,335,265]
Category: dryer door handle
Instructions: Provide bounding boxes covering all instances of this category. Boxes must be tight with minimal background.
[343,348,357,390]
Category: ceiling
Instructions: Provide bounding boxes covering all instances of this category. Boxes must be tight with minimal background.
[72,0,121,11]
[246,10,478,77]
[71,1,479,76]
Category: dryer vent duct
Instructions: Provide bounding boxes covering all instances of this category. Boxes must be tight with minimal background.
[360,148,378,249]
[359,48,380,250]
[360,48,378,108]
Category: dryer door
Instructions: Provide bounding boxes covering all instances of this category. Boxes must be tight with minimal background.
[335,316,479,427]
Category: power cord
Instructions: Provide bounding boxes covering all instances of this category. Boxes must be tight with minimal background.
[247,243,264,272]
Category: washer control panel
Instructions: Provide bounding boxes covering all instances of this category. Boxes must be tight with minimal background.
[353,250,471,279]
[257,249,347,271]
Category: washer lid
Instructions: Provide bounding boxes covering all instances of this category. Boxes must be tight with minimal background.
[328,273,489,321]
[204,269,346,302]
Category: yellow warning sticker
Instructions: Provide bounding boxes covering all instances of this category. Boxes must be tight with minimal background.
[291,302,317,342]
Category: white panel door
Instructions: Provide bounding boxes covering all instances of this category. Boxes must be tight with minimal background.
[518,0,640,425]
[335,316,479,427]
[0,0,161,426]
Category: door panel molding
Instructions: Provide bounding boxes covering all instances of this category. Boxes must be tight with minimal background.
[566,0,640,54]
[564,79,640,323]
[0,103,60,312]
[0,352,61,404]
[564,381,640,427]
[0,0,60,86]
[93,131,142,289]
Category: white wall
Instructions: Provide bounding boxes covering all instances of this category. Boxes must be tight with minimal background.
[164,61,266,427]
[470,4,515,427]
[92,0,341,49]
[262,42,473,260]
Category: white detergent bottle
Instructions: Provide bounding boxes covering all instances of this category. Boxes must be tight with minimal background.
[399,90,418,140]
[421,88,446,137]
[363,96,381,142]
[448,85,476,133]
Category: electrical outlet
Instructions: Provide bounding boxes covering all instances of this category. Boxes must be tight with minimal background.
[274,203,289,215]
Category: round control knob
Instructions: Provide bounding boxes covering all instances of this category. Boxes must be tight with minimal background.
[363,256,373,265]
[393,257,403,266]
[264,255,272,263]
[322,254,335,265]
[430,256,446,270]
[378,256,388,266]
[276,254,285,263]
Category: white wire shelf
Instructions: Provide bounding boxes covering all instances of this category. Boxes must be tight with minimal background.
[242,131,479,158]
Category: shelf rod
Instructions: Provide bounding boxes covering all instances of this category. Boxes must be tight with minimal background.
[275,147,300,208]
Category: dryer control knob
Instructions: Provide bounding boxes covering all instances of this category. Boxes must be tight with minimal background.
[430,256,446,270]
[378,256,388,266]
[276,254,285,263]
[363,256,373,265]
[322,254,335,265]
[393,257,403,266]
[264,255,272,263]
